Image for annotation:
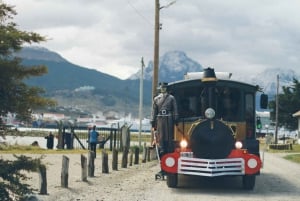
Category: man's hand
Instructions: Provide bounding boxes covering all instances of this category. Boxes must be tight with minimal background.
[152,128,159,147]
[151,139,157,147]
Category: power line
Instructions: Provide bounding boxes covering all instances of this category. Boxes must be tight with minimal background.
[126,0,153,27]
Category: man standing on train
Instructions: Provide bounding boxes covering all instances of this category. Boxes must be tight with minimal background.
[151,82,178,176]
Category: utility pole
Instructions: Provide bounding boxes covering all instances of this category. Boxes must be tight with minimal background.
[275,74,279,144]
[152,0,176,100]
[152,0,160,100]
[138,57,145,148]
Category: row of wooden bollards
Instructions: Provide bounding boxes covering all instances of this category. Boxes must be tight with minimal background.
[269,143,293,150]
[38,143,157,195]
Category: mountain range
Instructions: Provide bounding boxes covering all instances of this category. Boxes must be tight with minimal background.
[16,47,299,118]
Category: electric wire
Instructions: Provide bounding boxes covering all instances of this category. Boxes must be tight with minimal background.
[126,0,154,27]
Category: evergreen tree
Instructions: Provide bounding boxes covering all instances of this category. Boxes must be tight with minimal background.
[0,2,56,125]
[269,78,300,130]
[0,2,52,200]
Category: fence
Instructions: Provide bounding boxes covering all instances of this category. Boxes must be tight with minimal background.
[71,127,119,150]
[67,126,151,151]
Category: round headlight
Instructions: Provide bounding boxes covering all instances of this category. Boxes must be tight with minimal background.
[205,108,215,119]
[247,158,258,169]
[165,157,176,167]
[235,141,243,149]
[180,139,188,148]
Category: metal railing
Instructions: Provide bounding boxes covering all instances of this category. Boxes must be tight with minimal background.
[70,127,119,150]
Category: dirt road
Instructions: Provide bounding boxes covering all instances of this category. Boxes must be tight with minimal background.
[95,152,300,201]
[4,151,300,201]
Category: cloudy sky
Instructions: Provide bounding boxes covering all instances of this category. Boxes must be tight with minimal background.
[5,0,300,80]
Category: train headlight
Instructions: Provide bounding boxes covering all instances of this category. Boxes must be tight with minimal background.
[235,141,243,149]
[165,157,176,167]
[205,108,215,119]
[180,139,188,148]
[247,158,258,169]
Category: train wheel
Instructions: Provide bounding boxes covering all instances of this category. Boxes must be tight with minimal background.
[242,175,256,190]
[167,173,178,188]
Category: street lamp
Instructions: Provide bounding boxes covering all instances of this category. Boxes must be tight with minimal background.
[152,0,176,100]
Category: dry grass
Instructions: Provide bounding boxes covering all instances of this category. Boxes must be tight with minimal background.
[283,154,300,164]
[0,144,88,154]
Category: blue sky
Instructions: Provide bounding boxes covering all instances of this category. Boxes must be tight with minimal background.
[5,0,300,79]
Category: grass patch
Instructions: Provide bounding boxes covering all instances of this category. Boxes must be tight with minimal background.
[263,143,300,164]
[283,154,300,164]
[0,144,89,154]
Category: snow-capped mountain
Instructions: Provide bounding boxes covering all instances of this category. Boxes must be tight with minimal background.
[129,50,299,96]
[129,50,203,82]
[250,68,299,95]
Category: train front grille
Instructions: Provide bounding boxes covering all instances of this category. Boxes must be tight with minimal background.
[178,157,244,176]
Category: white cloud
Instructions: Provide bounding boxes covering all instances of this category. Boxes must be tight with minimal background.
[5,0,300,79]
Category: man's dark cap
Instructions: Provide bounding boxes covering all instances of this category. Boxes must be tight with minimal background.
[159,82,168,88]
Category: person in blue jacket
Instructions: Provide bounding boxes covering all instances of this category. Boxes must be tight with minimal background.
[89,125,99,157]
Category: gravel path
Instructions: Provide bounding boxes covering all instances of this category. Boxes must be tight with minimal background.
[2,151,300,201]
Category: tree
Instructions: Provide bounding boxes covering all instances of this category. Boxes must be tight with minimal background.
[0,3,53,200]
[269,78,300,131]
[0,2,56,125]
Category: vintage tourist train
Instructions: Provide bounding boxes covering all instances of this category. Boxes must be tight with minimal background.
[158,68,268,190]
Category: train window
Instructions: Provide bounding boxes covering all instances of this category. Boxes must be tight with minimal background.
[219,87,241,121]
[178,98,196,118]
[174,86,204,118]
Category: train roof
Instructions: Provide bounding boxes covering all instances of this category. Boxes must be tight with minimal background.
[168,71,260,92]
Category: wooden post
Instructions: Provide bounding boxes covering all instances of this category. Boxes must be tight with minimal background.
[147,147,151,162]
[102,150,109,173]
[56,120,64,149]
[81,154,87,181]
[134,147,139,165]
[38,164,47,195]
[61,155,69,188]
[88,151,95,177]
[142,143,147,163]
[129,149,133,166]
[149,146,157,161]
[121,146,129,168]
[112,148,118,171]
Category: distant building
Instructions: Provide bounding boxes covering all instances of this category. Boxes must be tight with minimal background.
[43,113,65,121]
[256,111,274,135]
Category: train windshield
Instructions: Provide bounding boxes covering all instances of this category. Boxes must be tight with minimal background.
[174,85,246,122]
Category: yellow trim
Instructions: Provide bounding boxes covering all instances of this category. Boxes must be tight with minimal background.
[202,77,217,82]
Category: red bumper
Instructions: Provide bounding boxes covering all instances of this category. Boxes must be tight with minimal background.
[161,149,261,176]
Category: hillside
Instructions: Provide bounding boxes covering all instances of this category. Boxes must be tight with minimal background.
[17,47,152,117]
[16,46,300,118]
[17,47,206,117]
